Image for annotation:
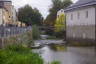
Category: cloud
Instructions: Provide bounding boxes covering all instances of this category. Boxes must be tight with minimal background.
[72,0,78,3]
[27,0,52,18]
[12,0,78,18]
[12,0,28,9]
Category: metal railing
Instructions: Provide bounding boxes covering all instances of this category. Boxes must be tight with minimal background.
[0,26,32,38]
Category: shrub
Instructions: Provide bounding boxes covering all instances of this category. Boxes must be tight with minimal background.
[51,61,61,64]
[23,31,34,47]
[0,45,43,64]
[54,30,66,39]
[32,25,40,40]
[5,44,31,53]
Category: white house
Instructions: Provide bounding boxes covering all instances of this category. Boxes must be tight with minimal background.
[65,0,96,44]
[57,9,64,18]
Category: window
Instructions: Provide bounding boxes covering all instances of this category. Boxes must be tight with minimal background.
[86,11,88,18]
[71,14,73,20]
[77,12,80,19]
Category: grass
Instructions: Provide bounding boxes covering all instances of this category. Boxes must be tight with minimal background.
[49,44,67,51]
[0,45,43,64]
[51,61,61,64]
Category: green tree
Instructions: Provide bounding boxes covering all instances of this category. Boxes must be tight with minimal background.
[18,5,43,26]
[45,0,72,26]
[54,12,66,32]
[32,25,40,40]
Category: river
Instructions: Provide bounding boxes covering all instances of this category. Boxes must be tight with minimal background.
[33,45,96,64]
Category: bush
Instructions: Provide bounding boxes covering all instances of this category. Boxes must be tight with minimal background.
[32,25,40,40]
[46,36,57,40]
[51,61,61,64]
[45,29,54,36]
[5,45,31,53]
[54,30,66,39]
[0,45,43,64]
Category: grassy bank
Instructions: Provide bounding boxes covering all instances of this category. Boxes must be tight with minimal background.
[0,45,43,64]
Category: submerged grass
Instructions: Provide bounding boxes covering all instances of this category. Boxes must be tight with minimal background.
[49,44,67,51]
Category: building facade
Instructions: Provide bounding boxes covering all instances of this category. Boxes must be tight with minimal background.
[0,0,17,26]
[65,0,96,44]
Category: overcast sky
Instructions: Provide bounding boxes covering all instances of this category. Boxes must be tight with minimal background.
[12,0,78,18]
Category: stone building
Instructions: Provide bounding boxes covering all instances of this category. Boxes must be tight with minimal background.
[65,0,96,44]
[0,0,17,26]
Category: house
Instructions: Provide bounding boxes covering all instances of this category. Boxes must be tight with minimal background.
[55,9,66,32]
[65,0,96,44]
[57,9,64,18]
[0,0,18,26]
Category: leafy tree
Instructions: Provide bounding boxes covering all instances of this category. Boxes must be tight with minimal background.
[18,5,43,26]
[45,0,72,26]
[32,25,40,40]
[54,11,66,32]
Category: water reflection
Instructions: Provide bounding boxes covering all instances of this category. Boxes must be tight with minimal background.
[33,46,96,64]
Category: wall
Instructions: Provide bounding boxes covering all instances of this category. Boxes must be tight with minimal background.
[0,8,3,25]
[66,6,95,43]
[12,6,17,22]
[4,1,12,22]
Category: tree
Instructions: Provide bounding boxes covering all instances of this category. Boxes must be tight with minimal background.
[32,25,40,40]
[54,11,66,32]
[45,0,72,26]
[18,5,43,26]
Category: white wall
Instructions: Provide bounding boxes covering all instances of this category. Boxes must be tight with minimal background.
[0,9,3,25]
[12,6,17,22]
[66,6,95,40]
[66,7,95,26]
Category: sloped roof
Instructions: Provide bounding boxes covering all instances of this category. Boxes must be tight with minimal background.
[0,0,11,2]
[0,0,11,1]
[65,0,96,12]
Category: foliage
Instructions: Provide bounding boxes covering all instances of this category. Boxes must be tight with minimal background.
[32,25,40,40]
[54,30,66,39]
[5,44,31,53]
[45,29,54,36]
[23,31,34,47]
[46,36,57,40]
[0,45,43,64]
[49,44,67,51]
[51,61,61,64]
[3,30,34,48]
[54,11,66,32]
[45,0,72,26]
[18,5,43,26]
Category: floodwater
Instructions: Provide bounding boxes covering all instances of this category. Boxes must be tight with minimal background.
[33,40,96,64]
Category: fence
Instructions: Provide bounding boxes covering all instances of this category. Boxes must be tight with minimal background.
[0,26,32,48]
[0,26,32,38]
